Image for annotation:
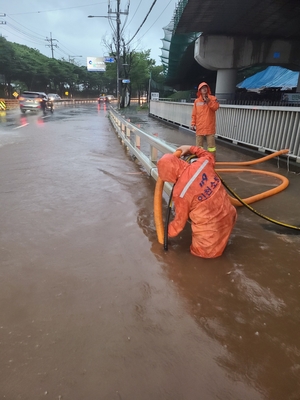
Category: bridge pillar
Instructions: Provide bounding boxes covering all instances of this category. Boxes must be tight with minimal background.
[194,34,300,98]
[297,75,300,93]
[215,69,237,101]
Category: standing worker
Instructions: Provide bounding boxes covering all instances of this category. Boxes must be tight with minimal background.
[191,82,219,159]
[157,145,237,258]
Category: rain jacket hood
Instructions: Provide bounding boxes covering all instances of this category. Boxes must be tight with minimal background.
[197,82,212,97]
[157,154,187,183]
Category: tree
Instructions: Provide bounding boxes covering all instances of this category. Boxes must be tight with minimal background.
[0,37,18,96]
[0,37,167,101]
[130,50,155,105]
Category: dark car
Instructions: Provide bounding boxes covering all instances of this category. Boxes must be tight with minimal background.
[19,91,51,113]
[98,95,109,104]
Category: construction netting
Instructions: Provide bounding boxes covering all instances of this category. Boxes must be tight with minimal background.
[160,0,200,84]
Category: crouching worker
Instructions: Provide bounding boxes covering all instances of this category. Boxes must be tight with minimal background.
[157,145,237,258]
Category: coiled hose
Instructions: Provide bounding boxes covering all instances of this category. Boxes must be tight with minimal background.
[154,149,294,246]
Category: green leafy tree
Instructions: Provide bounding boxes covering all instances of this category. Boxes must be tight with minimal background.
[0,37,19,96]
[105,48,156,107]
[130,50,155,105]
[0,37,167,102]
[11,43,48,91]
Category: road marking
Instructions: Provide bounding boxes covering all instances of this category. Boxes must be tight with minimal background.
[13,123,29,130]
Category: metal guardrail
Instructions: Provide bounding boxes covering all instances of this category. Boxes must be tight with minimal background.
[149,100,300,162]
[108,107,175,196]
[0,98,99,110]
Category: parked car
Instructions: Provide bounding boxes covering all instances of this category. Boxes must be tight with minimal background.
[19,91,51,113]
[98,95,108,104]
[47,93,61,101]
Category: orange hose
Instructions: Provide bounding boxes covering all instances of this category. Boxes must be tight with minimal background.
[153,150,181,244]
[154,148,290,244]
[216,168,289,207]
[216,149,289,166]
[153,176,165,244]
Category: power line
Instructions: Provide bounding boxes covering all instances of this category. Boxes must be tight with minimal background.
[5,22,46,45]
[123,0,142,31]
[5,15,80,60]
[139,0,175,37]
[7,2,108,16]
[58,41,84,57]
[123,0,175,52]
[1,25,46,47]
[7,15,46,39]
[125,0,158,46]
[4,5,107,59]
[2,24,80,62]
[55,47,69,60]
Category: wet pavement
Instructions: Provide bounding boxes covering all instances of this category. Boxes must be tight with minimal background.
[0,104,300,399]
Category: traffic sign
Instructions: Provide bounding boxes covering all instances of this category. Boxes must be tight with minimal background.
[122,79,130,84]
[87,57,106,72]
[104,57,115,63]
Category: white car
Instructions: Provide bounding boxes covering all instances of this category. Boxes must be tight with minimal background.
[19,91,50,113]
[48,93,61,101]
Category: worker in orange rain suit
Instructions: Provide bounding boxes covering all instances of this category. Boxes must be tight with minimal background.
[191,82,219,159]
[157,145,237,258]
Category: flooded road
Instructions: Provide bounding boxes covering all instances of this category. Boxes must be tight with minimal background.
[0,104,300,399]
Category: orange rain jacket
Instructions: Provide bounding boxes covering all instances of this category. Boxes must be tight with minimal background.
[191,82,219,136]
[157,146,237,258]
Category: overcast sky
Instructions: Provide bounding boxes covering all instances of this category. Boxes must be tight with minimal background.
[1,0,177,66]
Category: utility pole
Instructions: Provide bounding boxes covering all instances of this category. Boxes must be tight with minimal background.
[108,0,129,109]
[116,0,120,109]
[0,13,6,25]
[46,32,58,59]
[148,71,152,103]
[88,1,129,109]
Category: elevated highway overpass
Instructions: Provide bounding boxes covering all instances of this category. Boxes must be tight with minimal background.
[161,0,300,99]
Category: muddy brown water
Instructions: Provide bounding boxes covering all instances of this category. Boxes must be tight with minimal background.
[0,105,300,399]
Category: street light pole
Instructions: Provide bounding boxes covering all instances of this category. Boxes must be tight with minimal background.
[116,0,120,110]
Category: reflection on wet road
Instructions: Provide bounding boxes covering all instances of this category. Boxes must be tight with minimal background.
[0,104,300,399]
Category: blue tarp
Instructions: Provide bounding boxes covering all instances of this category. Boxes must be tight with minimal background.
[237,66,299,91]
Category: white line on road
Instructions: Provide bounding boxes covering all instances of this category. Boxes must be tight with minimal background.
[13,123,29,130]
